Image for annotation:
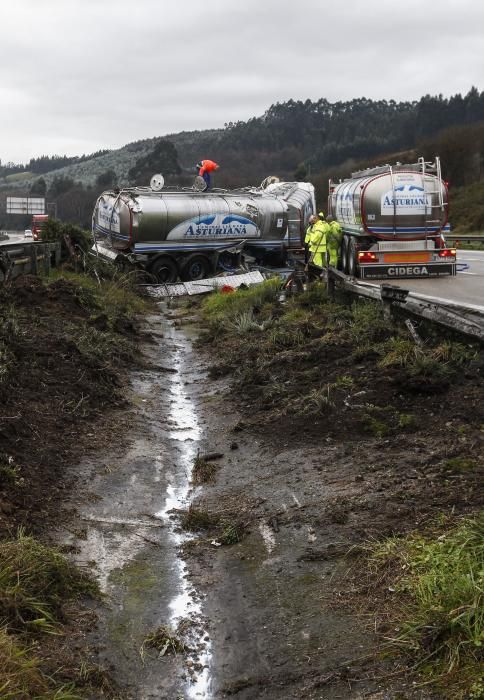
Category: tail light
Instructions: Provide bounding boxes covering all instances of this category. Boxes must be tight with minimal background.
[358,251,378,263]
[438,248,456,258]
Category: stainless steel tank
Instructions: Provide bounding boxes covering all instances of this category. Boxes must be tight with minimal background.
[329,164,449,240]
[93,183,315,258]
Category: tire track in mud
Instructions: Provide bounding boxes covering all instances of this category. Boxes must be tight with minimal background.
[61,307,214,699]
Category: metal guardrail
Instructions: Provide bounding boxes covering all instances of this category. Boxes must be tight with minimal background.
[325,268,484,343]
[0,239,62,282]
[446,234,484,243]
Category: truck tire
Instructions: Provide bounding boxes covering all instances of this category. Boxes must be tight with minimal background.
[341,236,349,274]
[180,254,212,282]
[347,238,358,278]
[149,256,178,284]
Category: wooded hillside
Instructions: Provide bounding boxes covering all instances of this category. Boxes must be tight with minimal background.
[1,88,484,231]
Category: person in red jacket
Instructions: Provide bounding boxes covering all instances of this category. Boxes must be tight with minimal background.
[196,159,219,190]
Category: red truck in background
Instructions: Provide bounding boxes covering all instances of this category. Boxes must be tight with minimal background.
[32,215,49,241]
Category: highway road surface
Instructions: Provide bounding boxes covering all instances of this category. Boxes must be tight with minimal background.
[368,249,484,312]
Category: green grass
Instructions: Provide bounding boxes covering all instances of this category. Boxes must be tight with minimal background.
[349,300,390,345]
[293,281,329,308]
[303,385,335,415]
[141,625,185,658]
[398,413,417,430]
[0,457,23,487]
[0,530,99,633]
[0,341,14,384]
[377,337,473,385]
[180,505,218,532]
[362,412,390,437]
[0,626,81,699]
[5,171,33,182]
[202,278,281,326]
[366,514,484,697]
[443,457,479,472]
[378,337,419,368]
[48,270,149,325]
[67,323,135,369]
[0,532,99,698]
[191,455,218,485]
[0,305,20,384]
[456,240,484,250]
[218,521,244,545]
[230,310,272,335]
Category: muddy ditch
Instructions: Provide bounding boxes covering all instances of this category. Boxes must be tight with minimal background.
[2,273,481,699]
[58,287,481,698]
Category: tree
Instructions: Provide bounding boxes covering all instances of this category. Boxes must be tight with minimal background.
[48,175,75,198]
[96,169,117,188]
[30,177,47,196]
[128,139,181,185]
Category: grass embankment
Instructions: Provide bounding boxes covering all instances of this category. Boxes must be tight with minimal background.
[198,279,483,697]
[366,515,483,699]
[0,267,151,696]
[449,181,484,235]
[0,531,99,699]
[199,279,481,437]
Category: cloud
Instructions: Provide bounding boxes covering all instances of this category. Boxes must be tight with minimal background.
[1,0,484,163]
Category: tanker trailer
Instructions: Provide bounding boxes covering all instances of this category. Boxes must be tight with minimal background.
[328,157,456,279]
[92,177,315,283]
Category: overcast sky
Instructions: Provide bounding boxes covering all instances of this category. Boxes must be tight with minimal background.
[1,0,484,164]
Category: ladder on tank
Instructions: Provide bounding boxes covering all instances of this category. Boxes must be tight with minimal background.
[389,164,397,236]
[419,157,446,246]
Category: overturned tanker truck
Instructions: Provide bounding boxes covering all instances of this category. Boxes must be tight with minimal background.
[92,177,315,282]
[328,157,457,279]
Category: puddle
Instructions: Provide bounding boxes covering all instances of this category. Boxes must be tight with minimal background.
[65,308,213,698]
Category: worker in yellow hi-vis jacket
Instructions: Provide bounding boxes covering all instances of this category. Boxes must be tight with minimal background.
[308,214,330,268]
[304,215,317,264]
[325,215,343,267]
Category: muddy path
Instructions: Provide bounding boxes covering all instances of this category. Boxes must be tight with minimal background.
[56,303,446,700]
[59,308,213,698]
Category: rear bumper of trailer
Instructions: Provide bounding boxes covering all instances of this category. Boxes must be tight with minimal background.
[359,261,456,279]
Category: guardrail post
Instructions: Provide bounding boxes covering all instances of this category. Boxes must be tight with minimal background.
[327,267,336,301]
[52,242,61,267]
[30,244,38,275]
[380,285,410,320]
[43,244,50,276]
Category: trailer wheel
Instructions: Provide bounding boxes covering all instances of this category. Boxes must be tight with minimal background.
[347,238,358,277]
[150,256,178,283]
[180,254,212,282]
[341,236,349,274]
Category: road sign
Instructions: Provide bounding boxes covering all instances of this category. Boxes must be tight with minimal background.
[6,197,45,215]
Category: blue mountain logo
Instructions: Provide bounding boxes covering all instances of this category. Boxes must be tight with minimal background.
[222,215,252,225]
[395,185,424,192]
